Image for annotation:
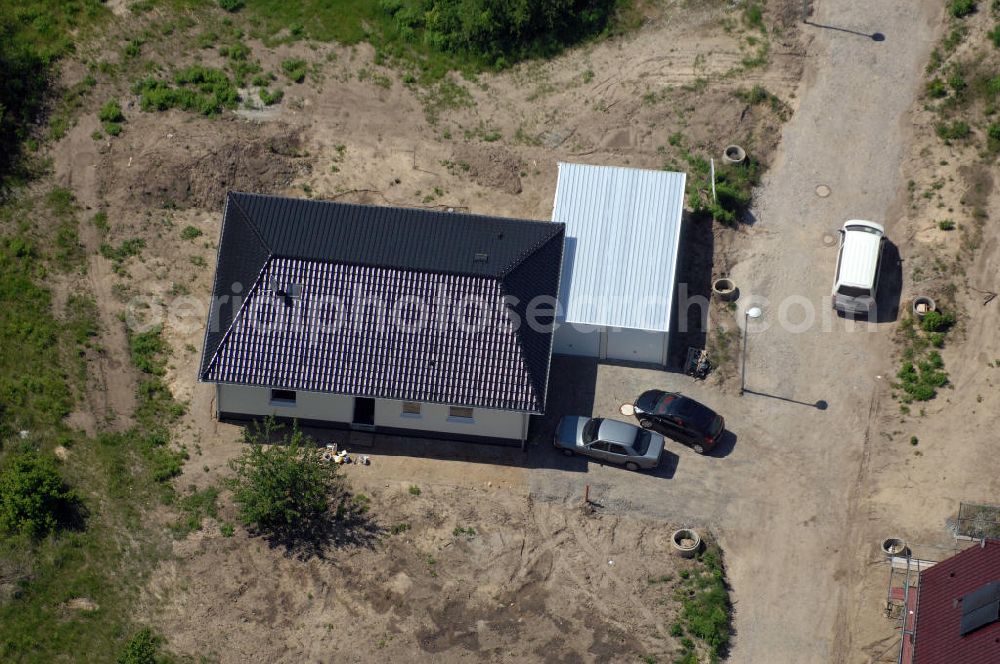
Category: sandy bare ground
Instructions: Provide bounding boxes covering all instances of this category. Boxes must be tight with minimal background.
[35,3,805,662]
[42,0,1000,661]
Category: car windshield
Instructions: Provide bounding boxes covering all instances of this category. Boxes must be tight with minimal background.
[582,418,602,444]
[837,284,871,297]
[846,224,882,236]
[633,430,651,455]
[653,394,678,414]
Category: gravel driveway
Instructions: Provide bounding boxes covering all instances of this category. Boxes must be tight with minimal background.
[529,2,942,662]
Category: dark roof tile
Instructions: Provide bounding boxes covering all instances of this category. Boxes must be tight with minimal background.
[199,193,563,412]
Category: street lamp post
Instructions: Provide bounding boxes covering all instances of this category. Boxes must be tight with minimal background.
[740,306,763,396]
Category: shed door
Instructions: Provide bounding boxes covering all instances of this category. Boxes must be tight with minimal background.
[553,322,601,357]
[604,328,666,365]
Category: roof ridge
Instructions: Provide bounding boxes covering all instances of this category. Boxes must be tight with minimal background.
[199,257,274,380]
[228,192,273,253]
[497,222,565,278]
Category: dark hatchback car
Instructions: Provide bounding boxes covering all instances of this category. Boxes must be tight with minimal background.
[632,390,725,454]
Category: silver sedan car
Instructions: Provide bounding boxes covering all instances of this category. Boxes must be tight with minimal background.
[553,416,665,471]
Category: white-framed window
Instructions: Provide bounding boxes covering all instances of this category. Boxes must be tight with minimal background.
[401,402,422,418]
[270,388,297,405]
[448,406,474,422]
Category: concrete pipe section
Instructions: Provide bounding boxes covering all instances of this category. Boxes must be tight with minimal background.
[712,278,739,302]
[671,529,702,558]
[912,296,936,320]
[880,537,909,557]
[722,145,746,165]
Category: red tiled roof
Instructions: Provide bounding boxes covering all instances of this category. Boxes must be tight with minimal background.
[912,540,1000,664]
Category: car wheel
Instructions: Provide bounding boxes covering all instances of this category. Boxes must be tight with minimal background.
[625,462,640,472]
[639,418,653,429]
[692,443,706,455]
[562,448,574,457]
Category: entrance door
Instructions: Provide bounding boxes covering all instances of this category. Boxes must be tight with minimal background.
[352,397,375,428]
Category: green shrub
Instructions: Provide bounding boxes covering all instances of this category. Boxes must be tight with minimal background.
[947,70,967,95]
[949,0,976,17]
[744,2,764,28]
[677,545,731,657]
[259,88,284,105]
[0,450,81,539]
[921,310,956,332]
[281,58,308,83]
[989,24,1000,47]
[926,78,948,98]
[180,225,202,240]
[218,0,244,10]
[229,421,340,537]
[737,83,771,105]
[936,120,971,140]
[938,219,956,230]
[116,627,163,664]
[130,325,168,376]
[988,122,1000,141]
[99,99,125,123]
[132,68,239,117]
[123,39,142,59]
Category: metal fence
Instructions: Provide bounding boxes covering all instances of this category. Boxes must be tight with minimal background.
[956,502,1000,539]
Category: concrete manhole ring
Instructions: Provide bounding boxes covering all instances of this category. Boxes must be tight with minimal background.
[822,233,837,246]
[815,184,831,198]
[619,403,635,416]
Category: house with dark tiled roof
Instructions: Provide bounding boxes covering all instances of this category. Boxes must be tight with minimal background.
[199,192,565,445]
[901,539,1000,664]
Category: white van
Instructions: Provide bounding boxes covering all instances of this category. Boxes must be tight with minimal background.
[831,220,885,316]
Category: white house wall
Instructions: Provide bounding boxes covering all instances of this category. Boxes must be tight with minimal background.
[218,384,354,422]
[373,400,526,441]
[217,384,527,442]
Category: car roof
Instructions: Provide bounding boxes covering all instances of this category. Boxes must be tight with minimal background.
[838,220,884,288]
[597,419,640,446]
[664,395,718,429]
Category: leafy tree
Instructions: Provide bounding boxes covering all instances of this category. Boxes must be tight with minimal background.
[229,420,340,538]
[0,449,80,539]
[381,0,623,66]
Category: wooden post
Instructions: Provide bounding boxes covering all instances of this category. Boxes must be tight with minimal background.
[584,484,590,505]
[710,158,717,203]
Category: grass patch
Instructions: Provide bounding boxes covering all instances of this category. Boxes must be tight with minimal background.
[132,65,240,117]
[935,119,971,140]
[676,147,761,226]
[949,0,977,18]
[100,237,145,273]
[0,193,186,660]
[259,87,284,105]
[281,58,308,83]
[676,545,732,660]
[180,225,203,240]
[894,312,955,403]
[169,485,219,537]
[408,484,421,496]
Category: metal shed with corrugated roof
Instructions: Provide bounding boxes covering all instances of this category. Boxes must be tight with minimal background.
[551,162,686,366]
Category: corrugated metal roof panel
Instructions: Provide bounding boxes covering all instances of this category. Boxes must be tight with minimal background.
[552,162,686,332]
